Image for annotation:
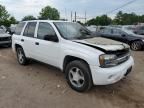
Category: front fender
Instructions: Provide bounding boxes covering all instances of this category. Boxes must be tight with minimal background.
[59,49,100,70]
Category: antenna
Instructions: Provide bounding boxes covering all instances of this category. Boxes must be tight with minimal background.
[85,11,87,23]
[71,11,73,22]
[65,8,67,21]
[75,12,77,22]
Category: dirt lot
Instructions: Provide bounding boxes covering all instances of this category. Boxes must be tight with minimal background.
[0,47,144,108]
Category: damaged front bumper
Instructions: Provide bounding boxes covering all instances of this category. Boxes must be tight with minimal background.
[90,56,134,85]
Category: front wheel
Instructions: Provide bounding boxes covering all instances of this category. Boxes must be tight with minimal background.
[65,60,93,92]
[130,41,142,51]
[16,47,29,65]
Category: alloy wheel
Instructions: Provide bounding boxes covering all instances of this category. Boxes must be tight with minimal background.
[68,67,85,88]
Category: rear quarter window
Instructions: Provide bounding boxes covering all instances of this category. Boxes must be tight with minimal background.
[15,22,25,35]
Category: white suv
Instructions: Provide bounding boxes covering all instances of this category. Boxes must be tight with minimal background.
[12,20,134,92]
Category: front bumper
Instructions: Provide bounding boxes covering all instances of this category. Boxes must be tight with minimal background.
[90,56,134,85]
[0,40,11,45]
[142,42,144,49]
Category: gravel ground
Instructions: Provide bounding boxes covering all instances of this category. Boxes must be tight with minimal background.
[0,47,144,108]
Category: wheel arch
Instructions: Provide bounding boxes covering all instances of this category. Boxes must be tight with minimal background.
[15,44,22,51]
[63,55,90,73]
[129,39,143,45]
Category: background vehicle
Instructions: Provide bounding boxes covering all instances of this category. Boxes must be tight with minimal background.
[12,20,134,92]
[134,26,144,35]
[86,25,97,32]
[99,27,144,51]
[0,29,11,47]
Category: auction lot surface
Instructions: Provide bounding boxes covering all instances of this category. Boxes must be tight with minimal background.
[0,47,144,108]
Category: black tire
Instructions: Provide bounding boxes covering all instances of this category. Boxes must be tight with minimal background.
[65,60,93,92]
[16,47,29,65]
[130,41,142,51]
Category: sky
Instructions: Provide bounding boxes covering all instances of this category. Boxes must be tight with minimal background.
[0,0,144,21]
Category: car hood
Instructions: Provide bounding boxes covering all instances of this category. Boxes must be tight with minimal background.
[73,37,129,52]
[131,34,144,39]
[0,33,11,37]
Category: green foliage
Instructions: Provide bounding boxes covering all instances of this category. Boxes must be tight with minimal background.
[9,16,17,24]
[39,6,60,20]
[87,11,144,26]
[86,15,112,26]
[0,5,10,26]
[22,15,37,21]
[0,5,17,27]
[0,5,10,21]
[112,11,139,25]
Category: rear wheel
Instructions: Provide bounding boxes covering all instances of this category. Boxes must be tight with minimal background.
[130,41,142,51]
[65,60,92,92]
[16,47,29,65]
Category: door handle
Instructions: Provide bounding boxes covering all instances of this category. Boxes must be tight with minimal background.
[21,39,24,42]
[35,42,39,45]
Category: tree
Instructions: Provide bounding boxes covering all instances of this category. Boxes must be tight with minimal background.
[9,16,17,24]
[86,15,112,26]
[22,15,37,21]
[0,5,10,26]
[39,6,60,20]
[113,11,139,25]
[86,19,96,26]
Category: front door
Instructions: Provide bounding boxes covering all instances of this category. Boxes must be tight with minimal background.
[34,22,61,67]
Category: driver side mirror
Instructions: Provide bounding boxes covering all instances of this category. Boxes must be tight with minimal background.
[44,34,59,42]
[121,34,126,37]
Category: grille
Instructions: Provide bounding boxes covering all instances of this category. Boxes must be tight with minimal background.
[107,48,130,57]
[0,37,11,41]
[107,48,130,65]
[116,54,130,65]
[115,49,129,57]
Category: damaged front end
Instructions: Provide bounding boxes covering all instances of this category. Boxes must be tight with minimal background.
[74,37,131,68]
[99,48,130,68]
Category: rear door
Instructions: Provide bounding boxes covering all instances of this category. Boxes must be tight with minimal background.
[12,22,26,52]
[101,28,113,39]
[111,29,122,41]
[22,22,37,58]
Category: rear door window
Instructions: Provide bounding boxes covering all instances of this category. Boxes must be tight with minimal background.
[23,22,37,38]
[112,29,121,35]
[15,22,25,35]
[103,28,112,34]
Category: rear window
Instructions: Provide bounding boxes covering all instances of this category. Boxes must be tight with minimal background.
[15,22,25,35]
[23,22,37,38]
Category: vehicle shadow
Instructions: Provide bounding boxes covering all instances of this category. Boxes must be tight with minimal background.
[0,46,11,49]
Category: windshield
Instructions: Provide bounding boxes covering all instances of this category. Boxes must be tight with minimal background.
[54,22,93,40]
[0,29,5,34]
[123,29,136,35]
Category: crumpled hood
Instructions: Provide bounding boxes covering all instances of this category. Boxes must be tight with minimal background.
[0,33,11,38]
[74,37,129,51]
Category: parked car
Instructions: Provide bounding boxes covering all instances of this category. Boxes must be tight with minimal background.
[99,27,144,51]
[122,25,136,31]
[12,20,134,92]
[134,26,144,35]
[86,25,97,32]
[0,29,11,47]
[0,25,7,32]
